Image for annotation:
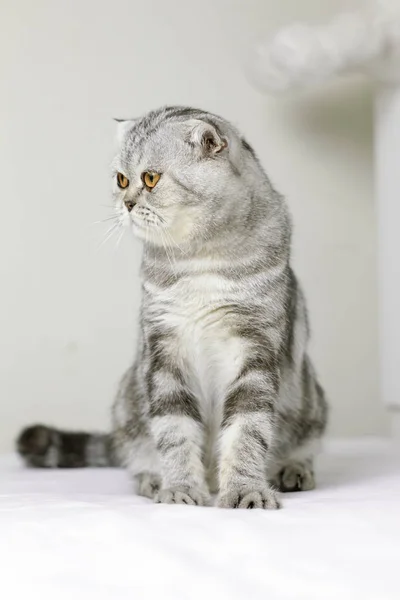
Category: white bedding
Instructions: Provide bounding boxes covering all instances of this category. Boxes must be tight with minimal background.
[1,440,399,600]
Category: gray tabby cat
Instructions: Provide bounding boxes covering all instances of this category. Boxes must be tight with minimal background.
[17,106,328,509]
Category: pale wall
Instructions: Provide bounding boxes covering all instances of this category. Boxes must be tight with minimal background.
[0,0,387,452]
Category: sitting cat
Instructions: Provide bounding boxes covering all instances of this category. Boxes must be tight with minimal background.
[17,106,328,509]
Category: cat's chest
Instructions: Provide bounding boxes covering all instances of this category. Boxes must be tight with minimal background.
[145,274,245,398]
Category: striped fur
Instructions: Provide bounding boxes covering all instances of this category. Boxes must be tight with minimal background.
[17,106,328,509]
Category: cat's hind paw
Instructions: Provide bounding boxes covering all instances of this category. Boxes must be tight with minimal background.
[278,462,315,492]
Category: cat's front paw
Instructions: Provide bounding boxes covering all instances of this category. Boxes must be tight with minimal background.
[217,486,281,510]
[155,486,210,506]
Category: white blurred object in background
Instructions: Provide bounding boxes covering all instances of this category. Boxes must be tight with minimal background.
[247,0,400,92]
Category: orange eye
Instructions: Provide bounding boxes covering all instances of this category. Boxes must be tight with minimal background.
[142,172,161,189]
[117,172,129,189]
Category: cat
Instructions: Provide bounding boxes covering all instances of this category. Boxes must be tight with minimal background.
[17,106,328,509]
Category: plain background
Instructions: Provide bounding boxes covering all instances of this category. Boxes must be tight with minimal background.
[0,0,388,452]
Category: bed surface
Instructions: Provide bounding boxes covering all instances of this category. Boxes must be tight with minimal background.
[1,439,399,600]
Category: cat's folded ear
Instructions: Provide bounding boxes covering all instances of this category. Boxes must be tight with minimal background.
[185,119,228,157]
[114,118,136,145]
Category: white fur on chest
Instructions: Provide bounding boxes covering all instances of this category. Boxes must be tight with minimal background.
[148,273,245,408]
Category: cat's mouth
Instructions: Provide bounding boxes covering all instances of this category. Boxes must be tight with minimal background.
[127,204,196,248]
[129,206,167,244]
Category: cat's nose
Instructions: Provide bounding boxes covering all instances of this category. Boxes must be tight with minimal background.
[124,200,135,212]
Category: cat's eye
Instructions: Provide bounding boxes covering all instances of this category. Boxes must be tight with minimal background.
[142,172,161,190]
[117,172,129,189]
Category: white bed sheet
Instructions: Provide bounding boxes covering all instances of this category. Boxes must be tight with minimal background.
[1,439,399,600]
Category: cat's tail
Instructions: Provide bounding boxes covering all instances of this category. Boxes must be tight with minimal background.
[16,424,118,468]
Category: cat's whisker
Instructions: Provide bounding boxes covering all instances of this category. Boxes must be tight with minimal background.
[166,232,179,275]
[144,226,156,277]
[91,215,119,226]
[160,228,176,277]
[151,230,158,275]
[156,213,167,225]
[165,229,186,256]
[115,225,125,250]
[145,206,166,225]
[97,221,120,250]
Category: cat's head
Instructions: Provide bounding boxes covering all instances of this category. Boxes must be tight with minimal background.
[112,107,255,248]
